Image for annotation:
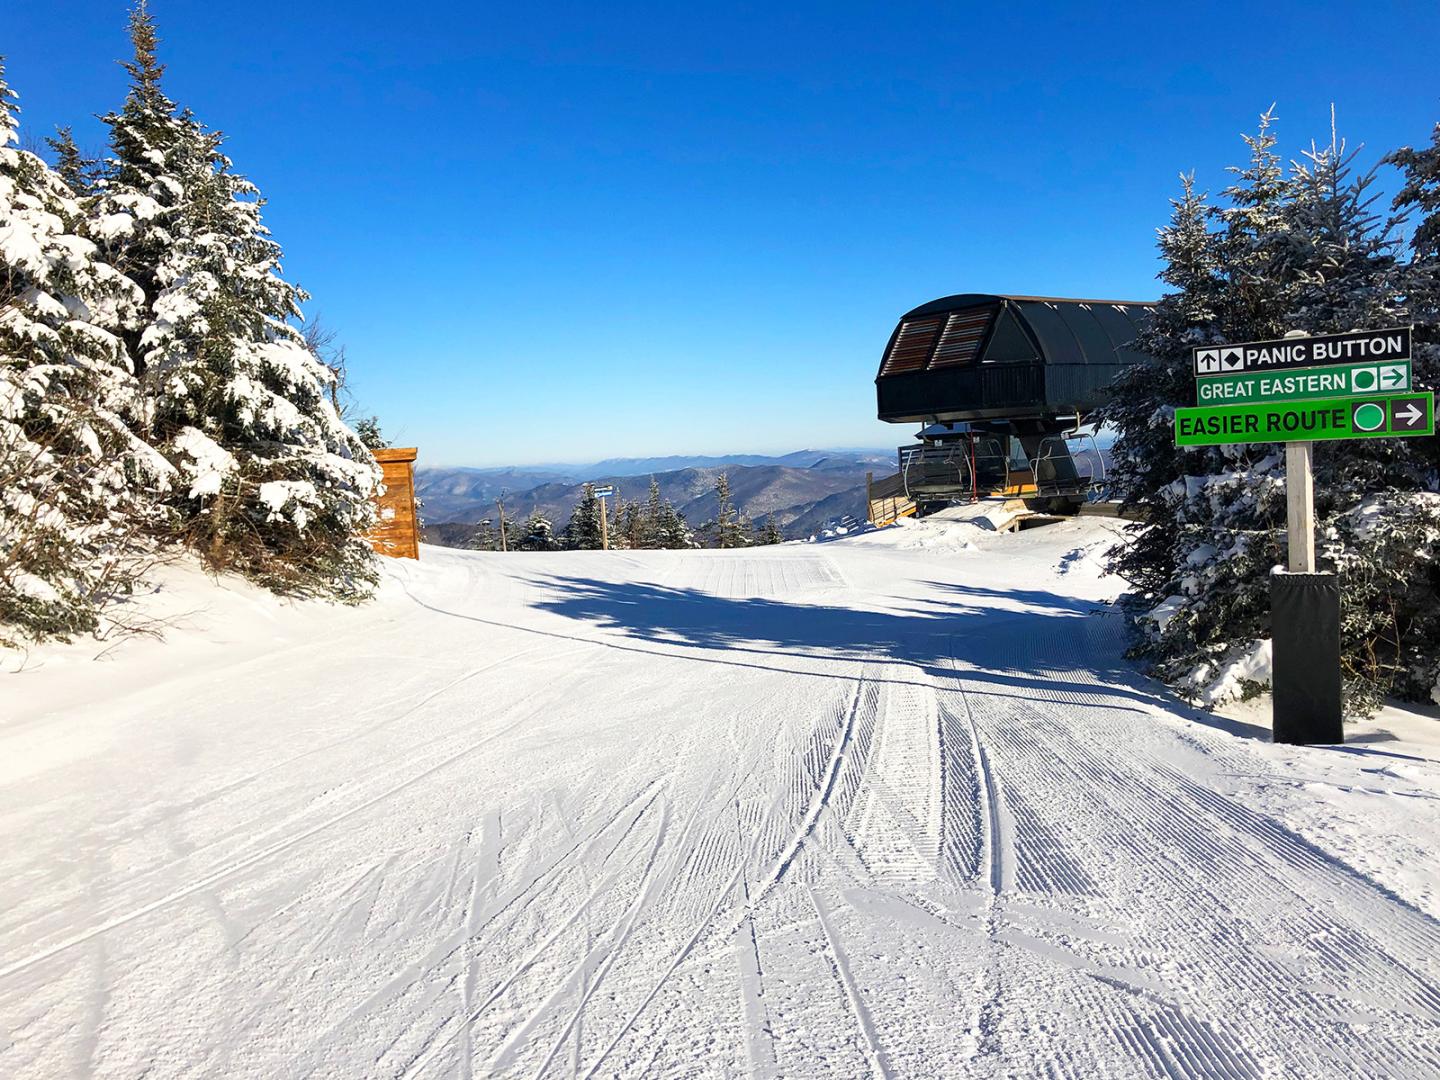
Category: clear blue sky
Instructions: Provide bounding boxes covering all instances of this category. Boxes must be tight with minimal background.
[8,2,1440,466]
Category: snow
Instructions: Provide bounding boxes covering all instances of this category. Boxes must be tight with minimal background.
[825,513,977,552]
[1190,636,1273,706]
[0,213,48,273]
[4,518,1440,1076]
[1145,593,1187,632]
[94,211,136,240]
[258,479,319,528]
[171,425,237,498]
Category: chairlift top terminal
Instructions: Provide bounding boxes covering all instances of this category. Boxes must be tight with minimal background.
[875,293,1156,425]
[869,292,1155,518]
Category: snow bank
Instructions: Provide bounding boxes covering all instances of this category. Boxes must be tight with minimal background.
[1187,638,1272,706]
[824,514,976,553]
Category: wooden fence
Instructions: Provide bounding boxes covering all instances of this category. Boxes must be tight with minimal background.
[865,471,917,528]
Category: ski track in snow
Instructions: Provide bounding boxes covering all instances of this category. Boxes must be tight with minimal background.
[4,524,1440,1078]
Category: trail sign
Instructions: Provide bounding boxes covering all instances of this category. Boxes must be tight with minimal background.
[592,486,615,549]
[1175,392,1434,447]
[1183,326,1426,748]
[1192,327,1410,377]
[1195,361,1411,406]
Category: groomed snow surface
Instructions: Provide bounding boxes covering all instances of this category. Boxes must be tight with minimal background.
[5,517,1440,1078]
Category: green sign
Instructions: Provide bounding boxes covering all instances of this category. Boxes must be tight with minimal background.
[1196,361,1411,406]
[1174,392,1435,447]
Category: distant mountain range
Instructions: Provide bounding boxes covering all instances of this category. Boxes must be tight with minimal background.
[416,449,894,544]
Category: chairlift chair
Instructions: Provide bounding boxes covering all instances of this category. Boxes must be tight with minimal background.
[1029,416,1106,499]
[900,434,972,501]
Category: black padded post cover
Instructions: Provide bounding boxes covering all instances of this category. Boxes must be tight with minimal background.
[1270,572,1344,745]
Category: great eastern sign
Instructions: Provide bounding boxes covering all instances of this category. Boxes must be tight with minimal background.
[1175,392,1434,447]
[1192,327,1411,377]
[1195,360,1411,405]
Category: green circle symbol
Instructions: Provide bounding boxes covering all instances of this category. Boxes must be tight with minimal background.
[1352,402,1386,432]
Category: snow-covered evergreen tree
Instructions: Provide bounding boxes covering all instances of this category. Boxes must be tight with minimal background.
[759,518,784,545]
[616,498,644,549]
[565,484,603,549]
[1102,111,1438,712]
[712,472,751,548]
[0,59,171,643]
[651,498,694,549]
[1382,118,1440,704]
[519,509,556,551]
[466,520,497,551]
[352,416,386,451]
[640,476,665,548]
[92,3,380,597]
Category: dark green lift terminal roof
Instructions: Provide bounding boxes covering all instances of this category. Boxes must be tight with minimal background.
[875,294,1157,425]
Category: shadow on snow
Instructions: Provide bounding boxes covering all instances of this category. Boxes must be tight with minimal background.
[522,574,1173,715]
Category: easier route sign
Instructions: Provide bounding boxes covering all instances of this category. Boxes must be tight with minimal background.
[1192,327,1411,377]
[1175,392,1434,447]
[1195,360,1411,405]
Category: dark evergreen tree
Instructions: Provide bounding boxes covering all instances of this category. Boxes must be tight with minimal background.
[1389,121,1440,268]
[45,126,97,195]
[352,416,387,451]
[642,476,665,548]
[617,498,645,549]
[1378,118,1440,705]
[712,472,751,548]
[652,499,694,549]
[565,483,603,549]
[759,519,785,545]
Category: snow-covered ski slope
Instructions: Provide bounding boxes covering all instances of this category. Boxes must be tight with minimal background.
[6,518,1440,1078]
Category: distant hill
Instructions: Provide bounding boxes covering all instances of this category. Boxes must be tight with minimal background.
[770,486,871,539]
[564,449,893,478]
[417,449,893,542]
[414,467,577,522]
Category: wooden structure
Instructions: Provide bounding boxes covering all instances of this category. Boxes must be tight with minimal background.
[866,471,917,528]
[369,447,420,559]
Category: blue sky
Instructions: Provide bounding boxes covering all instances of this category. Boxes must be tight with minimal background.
[8,2,1440,466]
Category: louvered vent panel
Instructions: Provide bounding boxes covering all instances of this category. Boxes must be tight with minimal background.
[929,306,995,368]
[881,318,941,375]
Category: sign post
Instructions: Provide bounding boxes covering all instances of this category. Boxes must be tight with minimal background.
[1181,328,1426,745]
[1285,443,1315,573]
[594,485,615,550]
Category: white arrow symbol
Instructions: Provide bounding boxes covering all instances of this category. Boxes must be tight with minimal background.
[1396,402,1423,427]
